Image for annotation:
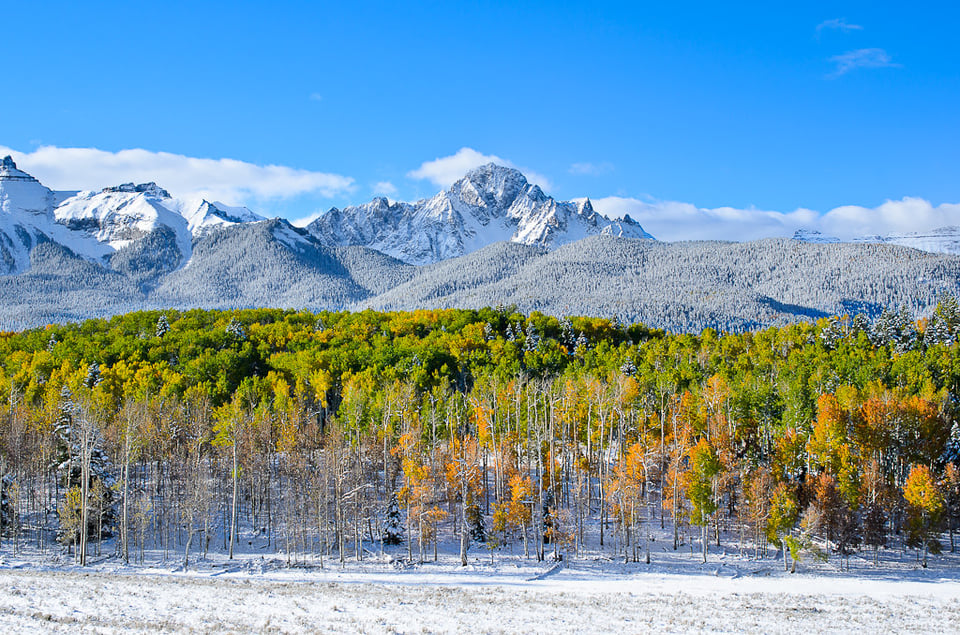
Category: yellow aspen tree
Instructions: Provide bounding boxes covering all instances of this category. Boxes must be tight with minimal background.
[903,464,944,567]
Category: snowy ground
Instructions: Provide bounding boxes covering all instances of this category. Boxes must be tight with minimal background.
[1,542,959,634]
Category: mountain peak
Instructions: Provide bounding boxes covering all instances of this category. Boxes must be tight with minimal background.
[0,155,40,183]
[305,163,653,263]
[102,182,171,198]
[578,198,596,217]
[452,163,529,212]
[460,163,528,193]
[463,162,526,181]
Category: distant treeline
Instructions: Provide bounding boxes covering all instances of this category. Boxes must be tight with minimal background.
[0,303,958,569]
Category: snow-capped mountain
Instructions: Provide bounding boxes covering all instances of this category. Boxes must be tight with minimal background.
[305,163,653,264]
[794,226,960,255]
[854,227,960,255]
[55,181,265,252]
[181,198,265,237]
[0,155,110,274]
[55,183,194,261]
[0,156,265,275]
[1,155,959,333]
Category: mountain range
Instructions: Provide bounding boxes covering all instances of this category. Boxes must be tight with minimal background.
[1,155,959,332]
[306,163,652,264]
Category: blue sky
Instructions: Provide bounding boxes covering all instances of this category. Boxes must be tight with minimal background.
[3,2,959,240]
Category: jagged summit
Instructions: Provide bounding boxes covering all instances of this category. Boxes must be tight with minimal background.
[455,163,530,210]
[306,162,654,264]
[0,155,40,183]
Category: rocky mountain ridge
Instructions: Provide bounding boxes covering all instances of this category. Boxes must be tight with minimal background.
[1,155,959,332]
[305,163,653,264]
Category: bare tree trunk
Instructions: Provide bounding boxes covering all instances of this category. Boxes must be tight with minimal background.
[229,438,238,560]
[460,490,468,566]
[79,418,90,567]
[702,522,708,563]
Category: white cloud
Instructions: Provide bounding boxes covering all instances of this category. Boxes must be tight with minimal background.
[816,18,863,34]
[0,145,355,206]
[588,196,960,243]
[568,162,614,176]
[820,198,960,239]
[588,197,817,242]
[373,181,398,196]
[828,48,900,77]
[407,147,552,190]
[290,211,324,228]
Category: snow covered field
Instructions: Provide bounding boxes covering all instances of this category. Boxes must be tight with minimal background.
[1,551,958,633]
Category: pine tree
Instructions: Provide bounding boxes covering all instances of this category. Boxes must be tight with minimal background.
[936,294,960,337]
[575,332,589,354]
[84,362,101,389]
[155,314,170,338]
[560,317,575,350]
[226,317,246,340]
[942,423,960,466]
[483,322,494,342]
[850,313,871,336]
[466,501,486,543]
[0,474,14,537]
[871,306,917,352]
[383,491,404,546]
[54,389,117,551]
[524,322,540,352]
[924,312,951,347]
[819,317,844,350]
[862,501,886,564]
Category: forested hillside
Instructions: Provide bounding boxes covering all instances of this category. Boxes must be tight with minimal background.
[2,229,960,334]
[0,304,958,569]
[362,237,960,331]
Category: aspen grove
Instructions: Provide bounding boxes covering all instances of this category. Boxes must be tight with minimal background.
[0,304,958,571]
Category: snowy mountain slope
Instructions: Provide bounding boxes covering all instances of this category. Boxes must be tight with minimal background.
[0,156,266,277]
[150,219,401,310]
[54,183,194,267]
[306,164,653,264]
[54,183,266,272]
[855,226,960,255]
[0,241,147,328]
[0,156,111,274]
[179,198,265,237]
[3,154,960,333]
[794,226,960,255]
[358,236,960,332]
[0,229,958,332]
